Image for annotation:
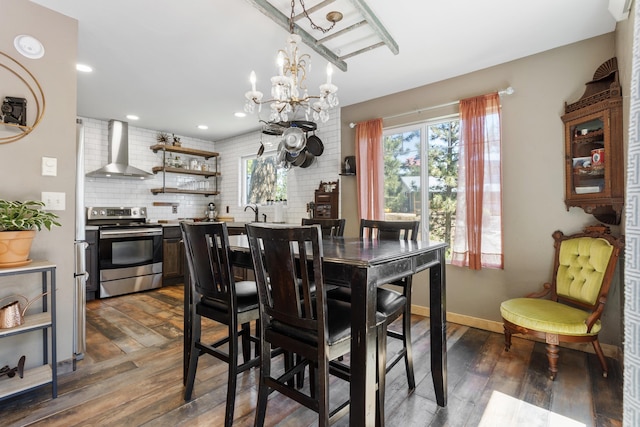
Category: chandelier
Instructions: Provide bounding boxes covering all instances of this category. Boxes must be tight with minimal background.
[244,1,341,124]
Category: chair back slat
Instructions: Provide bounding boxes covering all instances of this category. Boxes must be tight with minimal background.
[246,225,325,335]
[302,218,346,237]
[360,219,419,241]
[181,222,235,305]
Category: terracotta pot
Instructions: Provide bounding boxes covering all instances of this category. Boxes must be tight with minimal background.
[0,230,36,268]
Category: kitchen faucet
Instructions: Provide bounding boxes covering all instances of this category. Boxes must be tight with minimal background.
[244,204,259,222]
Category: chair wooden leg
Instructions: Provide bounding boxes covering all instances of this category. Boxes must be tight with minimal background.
[545,343,559,380]
[241,322,251,364]
[503,324,512,352]
[225,322,240,427]
[254,342,271,427]
[318,359,330,427]
[592,339,609,378]
[402,306,415,391]
[184,314,201,400]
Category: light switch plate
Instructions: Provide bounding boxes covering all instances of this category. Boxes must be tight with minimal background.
[42,157,57,176]
[41,192,65,211]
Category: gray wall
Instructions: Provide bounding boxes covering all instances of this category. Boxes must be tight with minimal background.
[0,1,77,365]
[341,33,627,346]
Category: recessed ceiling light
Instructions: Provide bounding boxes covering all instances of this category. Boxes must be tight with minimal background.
[76,64,93,73]
[234,112,247,118]
[14,35,45,59]
[197,125,209,130]
[126,115,139,120]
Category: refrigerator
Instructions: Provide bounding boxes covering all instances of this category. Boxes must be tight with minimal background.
[73,118,88,368]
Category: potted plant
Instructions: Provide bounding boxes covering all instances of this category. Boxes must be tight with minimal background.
[0,200,61,267]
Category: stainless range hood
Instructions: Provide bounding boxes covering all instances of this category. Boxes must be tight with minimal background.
[86,120,153,179]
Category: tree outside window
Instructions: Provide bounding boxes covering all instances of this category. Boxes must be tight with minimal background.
[243,153,287,205]
[383,119,459,259]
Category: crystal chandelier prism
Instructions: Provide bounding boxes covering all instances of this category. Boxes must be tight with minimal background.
[244,1,340,124]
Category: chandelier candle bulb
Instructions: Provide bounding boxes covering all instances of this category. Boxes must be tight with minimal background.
[250,71,257,92]
[277,53,284,76]
[326,63,333,84]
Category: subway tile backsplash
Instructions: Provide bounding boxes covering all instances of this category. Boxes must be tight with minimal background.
[82,112,341,223]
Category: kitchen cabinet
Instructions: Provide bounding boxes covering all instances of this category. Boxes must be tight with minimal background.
[150,144,221,196]
[0,261,57,400]
[162,226,185,285]
[561,57,623,224]
[314,181,339,219]
[85,229,99,301]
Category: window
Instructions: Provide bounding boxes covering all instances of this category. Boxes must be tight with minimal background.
[241,151,287,205]
[383,118,459,259]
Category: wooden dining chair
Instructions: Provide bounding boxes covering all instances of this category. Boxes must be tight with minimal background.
[329,219,420,391]
[501,228,624,380]
[246,224,387,426]
[181,222,260,427]
[302,218,346,237]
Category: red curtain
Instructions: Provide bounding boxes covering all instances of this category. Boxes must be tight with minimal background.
[451,93,503,270]
[355,119,384,220]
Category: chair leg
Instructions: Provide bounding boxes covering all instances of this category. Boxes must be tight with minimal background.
[254,341,271,427]
[318,359,330,427]
[184,314,202,401]
[402,305,415,391]
[545,343,560,380]
[241,322,251,364]
[503,324,512,352]
[592,339,609,378]
[401,278,415,391]
[225,322,239,427]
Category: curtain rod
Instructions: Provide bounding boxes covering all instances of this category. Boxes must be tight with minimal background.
[348,86,514,128]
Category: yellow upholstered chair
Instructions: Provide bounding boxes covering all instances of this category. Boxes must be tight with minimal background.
[500,228,624,380]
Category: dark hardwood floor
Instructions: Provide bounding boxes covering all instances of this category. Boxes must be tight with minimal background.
[0,284,623,426]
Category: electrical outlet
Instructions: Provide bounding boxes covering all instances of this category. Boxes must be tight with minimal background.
[41,192,65,211]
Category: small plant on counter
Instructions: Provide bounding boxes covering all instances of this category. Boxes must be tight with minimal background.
[0,200,61,231]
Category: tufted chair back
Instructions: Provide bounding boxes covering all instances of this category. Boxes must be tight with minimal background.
[552,231,618,309]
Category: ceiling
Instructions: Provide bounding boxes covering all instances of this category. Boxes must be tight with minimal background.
[30,0,620,141]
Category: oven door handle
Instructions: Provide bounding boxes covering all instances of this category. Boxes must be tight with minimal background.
[100,229,163,238]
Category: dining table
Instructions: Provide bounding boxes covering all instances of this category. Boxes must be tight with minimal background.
[183,233,448,426]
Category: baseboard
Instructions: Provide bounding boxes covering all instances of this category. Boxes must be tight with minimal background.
[411,305,622,362]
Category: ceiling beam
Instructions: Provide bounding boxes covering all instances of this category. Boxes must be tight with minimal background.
[247,0,348,71]
[349,0,399,55]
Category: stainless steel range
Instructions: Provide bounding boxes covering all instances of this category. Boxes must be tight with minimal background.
[87,207,163,298]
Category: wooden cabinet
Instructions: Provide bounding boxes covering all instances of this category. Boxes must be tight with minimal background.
[561,58,624,224]
[85,229,99,301]
[150,144,221,196]
[162,226,185,285]
[0,262,57,400]
[314,181,339,219]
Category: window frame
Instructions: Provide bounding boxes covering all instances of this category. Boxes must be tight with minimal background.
[239,150,288,206]
[382,114,460,254]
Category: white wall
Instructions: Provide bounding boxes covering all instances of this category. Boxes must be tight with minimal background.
[214,112,341,223]
[83,117,218,221]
